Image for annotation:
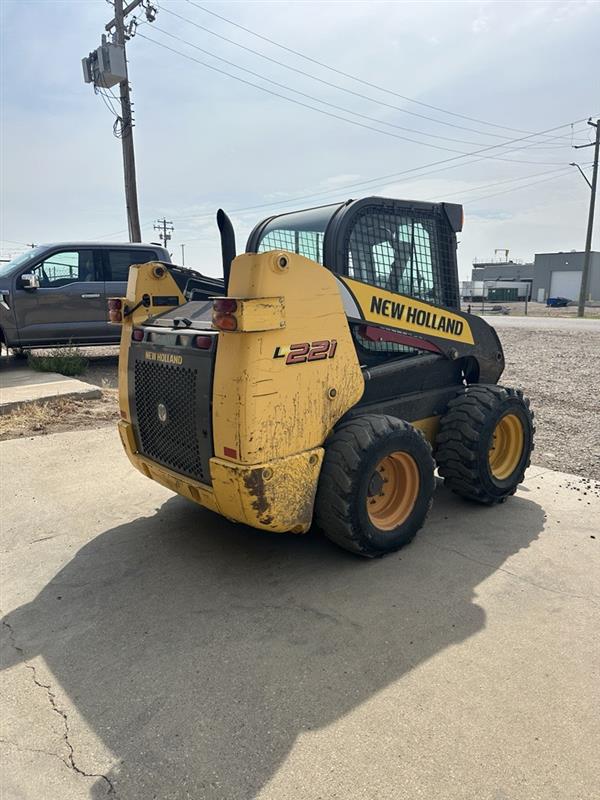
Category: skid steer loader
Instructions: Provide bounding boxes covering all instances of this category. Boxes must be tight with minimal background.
[111,196,534,557]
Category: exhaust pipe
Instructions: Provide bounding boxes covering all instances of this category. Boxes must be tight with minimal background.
[216,209,236,293]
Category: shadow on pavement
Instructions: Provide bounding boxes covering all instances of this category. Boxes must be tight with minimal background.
[1,487,545,799]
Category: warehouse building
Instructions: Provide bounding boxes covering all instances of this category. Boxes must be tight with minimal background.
[531,251,600,303]
[471,251,600,303]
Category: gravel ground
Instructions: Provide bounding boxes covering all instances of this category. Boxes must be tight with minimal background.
[2,332,599,479]
[499,328,600,480]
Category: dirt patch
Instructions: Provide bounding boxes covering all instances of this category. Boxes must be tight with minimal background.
[0,390,119,441]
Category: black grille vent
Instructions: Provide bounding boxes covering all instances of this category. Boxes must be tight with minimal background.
[133,359,205,481]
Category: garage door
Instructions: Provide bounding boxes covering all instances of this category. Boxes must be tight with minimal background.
[550,270,581,300]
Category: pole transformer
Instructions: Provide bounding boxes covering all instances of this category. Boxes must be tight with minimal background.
[82,0,157,243]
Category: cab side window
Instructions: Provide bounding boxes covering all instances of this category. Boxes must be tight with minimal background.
[347,212,441,304]
[108,249,159,281]
[31,250,98,288]
[258,229,324,264]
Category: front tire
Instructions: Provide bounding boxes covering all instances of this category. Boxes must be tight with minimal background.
[314,414,435,557]
[435,385,534,504]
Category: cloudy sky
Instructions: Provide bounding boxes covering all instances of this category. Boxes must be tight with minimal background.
[1,0,598,278]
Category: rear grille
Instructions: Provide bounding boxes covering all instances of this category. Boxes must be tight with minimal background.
[133,358,206,482]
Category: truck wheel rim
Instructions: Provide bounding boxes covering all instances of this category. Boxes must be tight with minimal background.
[367,452,419,531]
[488,413,524,480]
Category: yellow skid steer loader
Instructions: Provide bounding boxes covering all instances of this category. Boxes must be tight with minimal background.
[111,197,534,556]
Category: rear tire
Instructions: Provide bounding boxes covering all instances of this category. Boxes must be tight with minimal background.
[435,385,534,504]
[314,414,435,557]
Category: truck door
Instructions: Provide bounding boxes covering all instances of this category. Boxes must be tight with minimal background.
[13,248,107,345]
[101,247,165,337]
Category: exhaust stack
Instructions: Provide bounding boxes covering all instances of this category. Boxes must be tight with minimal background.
[216,209,236,292]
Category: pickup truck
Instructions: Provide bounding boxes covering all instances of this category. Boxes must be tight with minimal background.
[0,242,171,351]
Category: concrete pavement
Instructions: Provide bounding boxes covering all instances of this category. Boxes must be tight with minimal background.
[1,428,598,800]
[0,362,101,415]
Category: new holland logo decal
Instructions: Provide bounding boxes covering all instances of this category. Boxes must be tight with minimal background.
[145,351,183,365]
[339,276,474,345]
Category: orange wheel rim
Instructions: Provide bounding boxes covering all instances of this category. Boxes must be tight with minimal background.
[367,451,420,531]
[488,413,524,480]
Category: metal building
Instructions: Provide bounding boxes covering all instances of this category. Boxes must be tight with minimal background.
[471,251,600,303]
[470,258,534,300]
[531,251,600,303]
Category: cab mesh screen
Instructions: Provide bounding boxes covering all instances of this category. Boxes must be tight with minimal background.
[343,205,458,355]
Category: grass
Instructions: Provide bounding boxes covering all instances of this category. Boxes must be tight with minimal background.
[27,346,89,377]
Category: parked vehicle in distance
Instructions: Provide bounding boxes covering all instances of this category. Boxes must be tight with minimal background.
[0,242,171,351]
[546,296,570,308]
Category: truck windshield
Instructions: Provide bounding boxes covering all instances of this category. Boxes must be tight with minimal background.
[255,203,342,265]
[0,246,48,278]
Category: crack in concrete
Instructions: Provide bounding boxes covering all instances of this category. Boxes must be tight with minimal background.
[0,736,71,766]
[425,541,599,606]
[2,619,116,796]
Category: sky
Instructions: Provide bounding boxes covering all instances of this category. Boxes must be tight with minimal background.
[1,0,598,279]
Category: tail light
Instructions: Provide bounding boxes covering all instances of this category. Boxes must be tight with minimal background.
[193,335,214,350]
[212,298,238,331]
[108,298,123,323]
[212,313,238,331]
[213,298,238,313]
[132,328,144,341]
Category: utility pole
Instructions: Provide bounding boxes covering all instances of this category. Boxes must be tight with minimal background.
[111,0,141,242]
[154,219,174,251]
[82,1,157,243]
[573,118,599,317]
[180,244,186,265]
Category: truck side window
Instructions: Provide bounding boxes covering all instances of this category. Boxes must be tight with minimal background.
[108,250,158,281]
[31,250,97,288]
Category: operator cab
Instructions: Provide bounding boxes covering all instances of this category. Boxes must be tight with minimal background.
[246,196,463,309]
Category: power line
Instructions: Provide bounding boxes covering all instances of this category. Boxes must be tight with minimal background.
[152,166,575,235]
[151,25,521,152]
[151,21,578,154]
[0,238,31,247]
[138,31,574,169]
[186,0,574,143]
[462,169,573,204]
[161,5,568,150]
[95,139,588,240]
[151,23,502,150]
[432,166,572,201]
[94,128,591,240]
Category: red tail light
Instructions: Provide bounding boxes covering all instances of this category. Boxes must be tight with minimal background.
[193,335,214,349]
[132,328,144,341]
[213,298,237,314]
[212,313,237,331]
